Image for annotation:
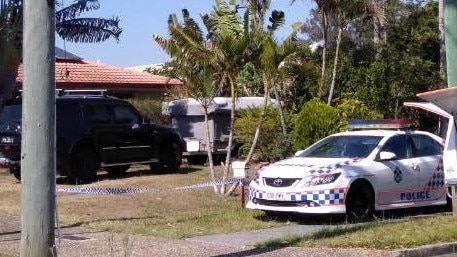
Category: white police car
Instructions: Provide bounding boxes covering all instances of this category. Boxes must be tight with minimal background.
[246,119,448,220]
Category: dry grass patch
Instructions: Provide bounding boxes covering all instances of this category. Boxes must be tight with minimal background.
[0,165,287,239]
[0,170,20,216]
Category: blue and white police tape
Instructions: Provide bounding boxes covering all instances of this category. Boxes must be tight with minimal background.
[57,178,246,195]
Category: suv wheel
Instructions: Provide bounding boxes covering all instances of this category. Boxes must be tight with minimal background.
[105,165,130,175]
[70,146,98,183]
[10,165,20,181]
[151,141,181,173]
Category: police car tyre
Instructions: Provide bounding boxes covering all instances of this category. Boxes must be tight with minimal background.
[70,146,98,183]
[105,165,130,175]
[346,180,375,222]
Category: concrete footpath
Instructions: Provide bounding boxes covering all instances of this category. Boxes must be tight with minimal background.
[0,213,456,257]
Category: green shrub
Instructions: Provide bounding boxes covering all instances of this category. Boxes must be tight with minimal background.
[235,106,294,163]
[127,98,170,125]
[293,98,341,149]
[334,94,382,128]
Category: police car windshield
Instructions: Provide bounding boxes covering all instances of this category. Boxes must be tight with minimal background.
[0,104,22,125]
[300,135,383,158]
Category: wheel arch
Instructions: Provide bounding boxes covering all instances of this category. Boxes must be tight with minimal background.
[69,139,99,167]
[346,178,375,205]
[154,134,185,157]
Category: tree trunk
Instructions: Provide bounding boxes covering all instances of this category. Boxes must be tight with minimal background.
[244,73,269,163]
[222,75,236,195]
[439,0,446,82]
[319,11,328,99]
[272,81,287,136]
[203,105,218,194]
[372,0,387,58]
[327,27,343,106]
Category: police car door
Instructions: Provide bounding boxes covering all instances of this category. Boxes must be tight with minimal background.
[409,134,446,204]
[375,134,424,207]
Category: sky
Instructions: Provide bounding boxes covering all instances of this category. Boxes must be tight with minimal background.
[56,0,315,68]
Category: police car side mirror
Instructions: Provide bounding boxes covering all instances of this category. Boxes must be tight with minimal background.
[378,151,396,161]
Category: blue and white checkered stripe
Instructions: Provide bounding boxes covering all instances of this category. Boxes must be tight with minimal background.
[426,159,445,189]
[249,188,346,205]
[308,158,361,175]
[269,158,361,175]
[57,187,159,195]
[57,178,243,195]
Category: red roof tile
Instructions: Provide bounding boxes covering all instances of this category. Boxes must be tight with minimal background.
[16,59,182,89]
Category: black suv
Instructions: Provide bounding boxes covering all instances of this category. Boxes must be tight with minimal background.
[0,91,184,182]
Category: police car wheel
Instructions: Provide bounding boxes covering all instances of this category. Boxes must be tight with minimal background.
[346,181,375,222]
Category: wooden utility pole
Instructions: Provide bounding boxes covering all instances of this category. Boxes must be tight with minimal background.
[444,0,457,215]
[20,0,57,256]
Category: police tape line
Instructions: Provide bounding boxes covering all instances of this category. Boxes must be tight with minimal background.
[57,178,247,195]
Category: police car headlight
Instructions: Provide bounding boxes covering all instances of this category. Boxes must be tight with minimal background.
[304,173,341,187]
[252,172,260,184]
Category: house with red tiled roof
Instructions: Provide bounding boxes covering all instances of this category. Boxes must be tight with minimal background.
[15,48,182,99]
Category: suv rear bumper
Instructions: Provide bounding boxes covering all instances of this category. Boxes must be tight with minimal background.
[0,156,19,167]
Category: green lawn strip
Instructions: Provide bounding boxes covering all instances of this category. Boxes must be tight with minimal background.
[257,214,457,250]
[84,207,290,239]
[0,253,17,257]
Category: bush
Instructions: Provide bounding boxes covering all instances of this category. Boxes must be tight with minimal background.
[127,98,170,125]
[293,98,341,149]
[334,94,382,126]
[235,106,294,163]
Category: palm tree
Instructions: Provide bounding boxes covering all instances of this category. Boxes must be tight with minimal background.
[241,9,299,163]
[155,0,251,195]
[154,8,222,192]
[0,0,121,108]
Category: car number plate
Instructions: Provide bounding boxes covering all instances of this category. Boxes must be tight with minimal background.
[267,192,285,200]
[1,137,14,144]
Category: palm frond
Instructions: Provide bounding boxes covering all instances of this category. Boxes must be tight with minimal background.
[267,10,285,32]
[56,17,121,43]
[56,0,100,21]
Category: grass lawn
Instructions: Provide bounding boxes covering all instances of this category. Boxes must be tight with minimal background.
[1,165,457,251]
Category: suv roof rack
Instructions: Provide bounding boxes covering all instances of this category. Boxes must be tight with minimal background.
[59,89,107,96]
[56,89,116,99]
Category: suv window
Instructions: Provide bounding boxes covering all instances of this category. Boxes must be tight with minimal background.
[0,104,22,125]
[113,104,141,124]
[83,103,111,124]
[57,102,81,123]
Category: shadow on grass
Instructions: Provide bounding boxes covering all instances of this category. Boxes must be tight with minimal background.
[211,247,287,257]
[56,165,203,185]
[258,222,381,247]
[253,205,452,226]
